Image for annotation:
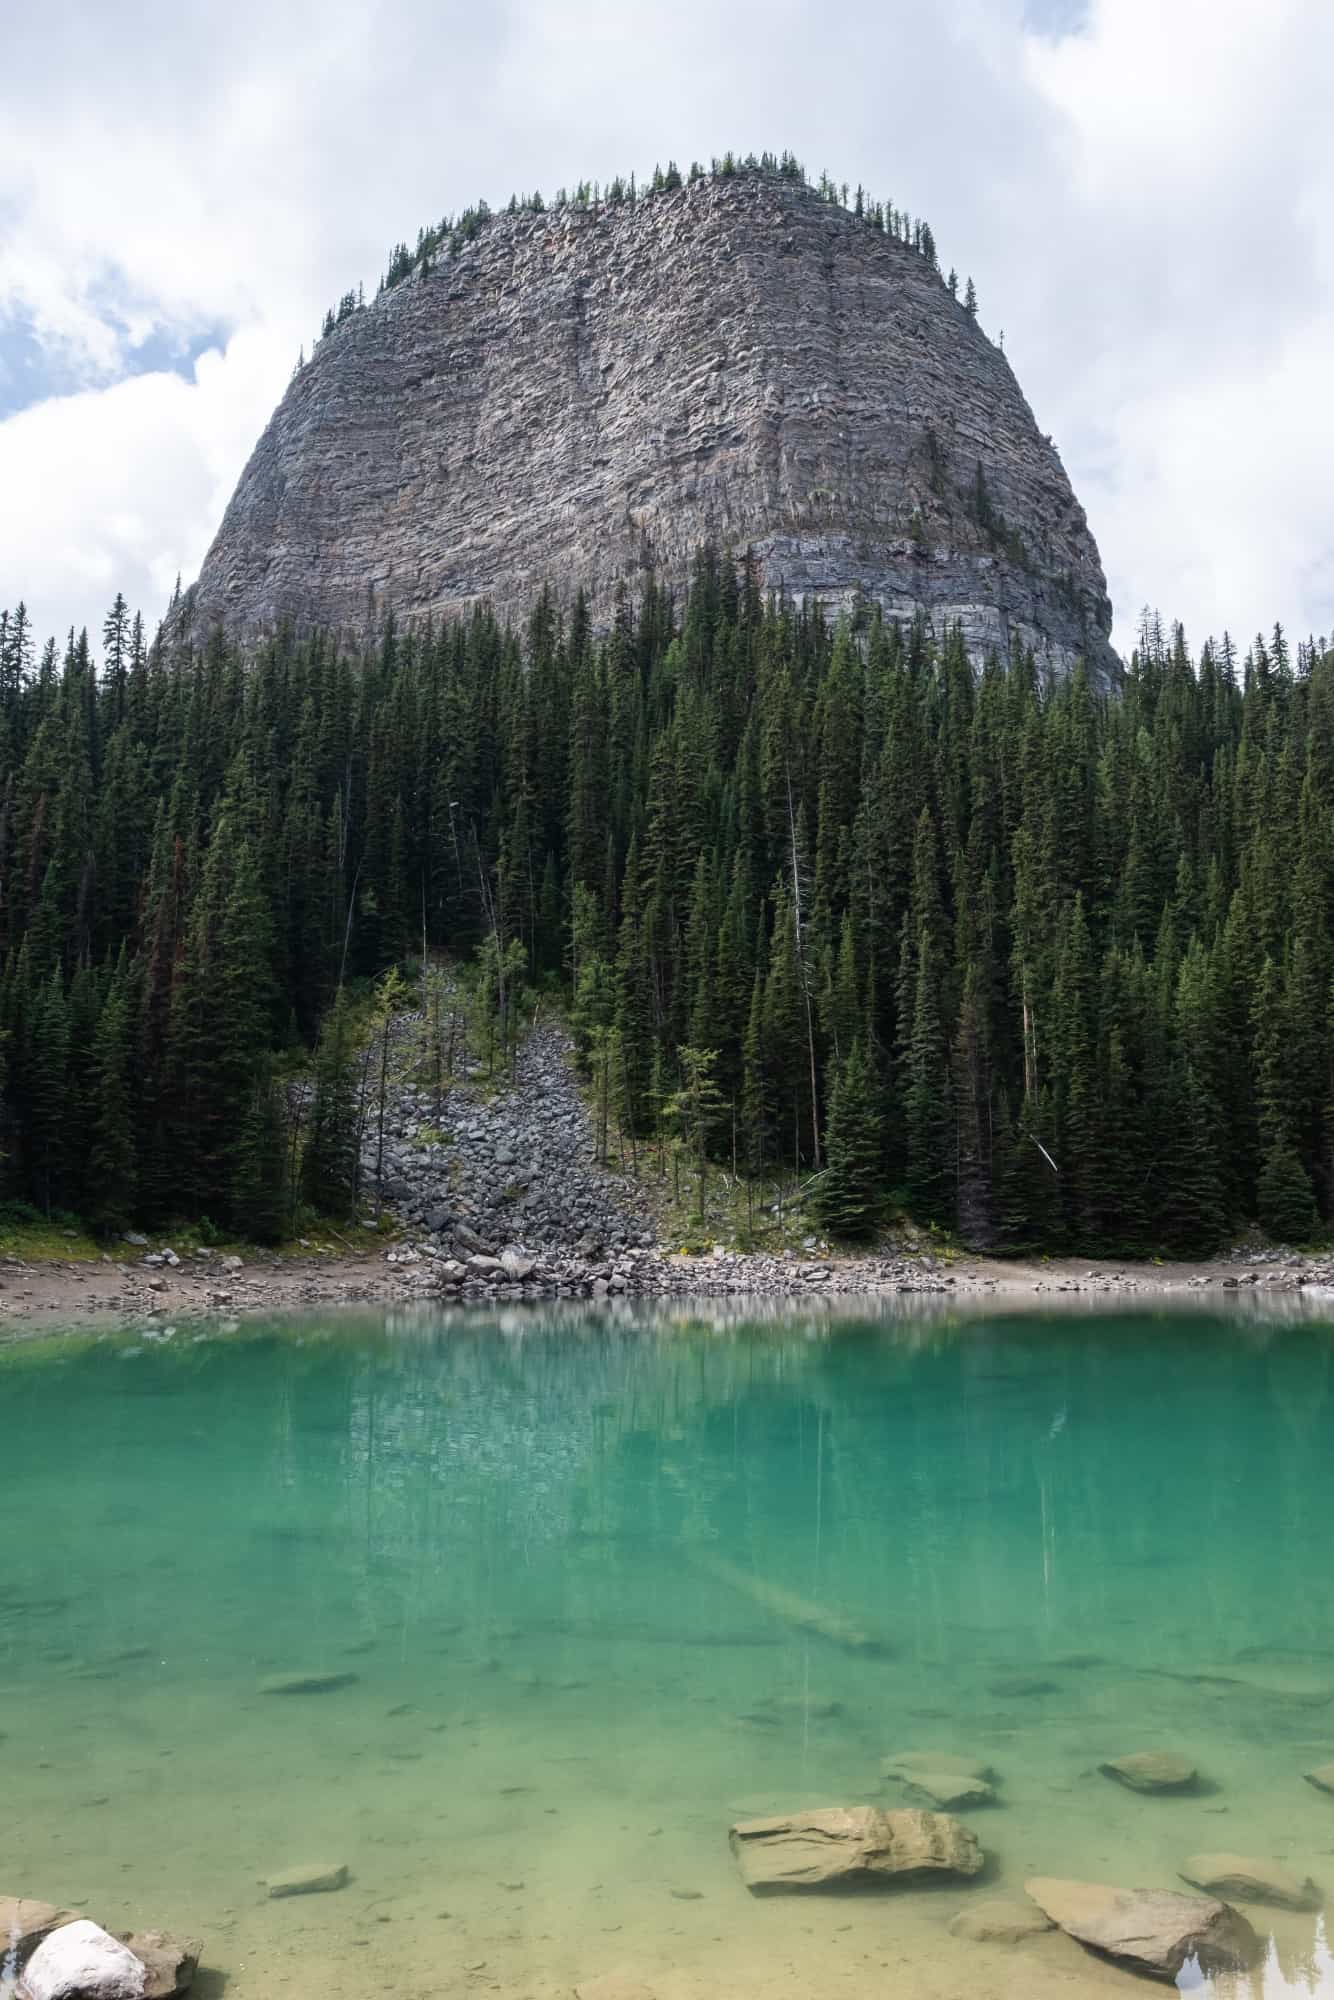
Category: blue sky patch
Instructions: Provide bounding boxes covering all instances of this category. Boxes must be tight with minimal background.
[0,314,228,420]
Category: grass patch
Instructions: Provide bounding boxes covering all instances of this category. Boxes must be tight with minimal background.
[0,1219,103,1263]
[407,1125,452,1148]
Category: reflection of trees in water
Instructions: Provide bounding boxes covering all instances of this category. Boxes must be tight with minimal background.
[232,1309,1334,1680]
[1194,1917,1334,1998]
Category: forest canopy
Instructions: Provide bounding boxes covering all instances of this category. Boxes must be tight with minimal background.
[0,558,1330,1253]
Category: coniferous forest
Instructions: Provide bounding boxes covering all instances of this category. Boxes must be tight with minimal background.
[1,553,1332,1253]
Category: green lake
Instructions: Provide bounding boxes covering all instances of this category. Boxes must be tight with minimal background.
[3,1303,1334,1998]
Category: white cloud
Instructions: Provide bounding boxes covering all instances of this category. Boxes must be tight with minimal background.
[0,324,301,640]
[0,0,1330,656]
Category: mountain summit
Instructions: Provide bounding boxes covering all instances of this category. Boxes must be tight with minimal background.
[187,164,1117,682]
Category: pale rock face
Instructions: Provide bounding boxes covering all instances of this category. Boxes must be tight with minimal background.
[18,1920,146,2000]
[185,173,1118,688]
[1024,1877,1260,1982]
[729,1804,983,1893]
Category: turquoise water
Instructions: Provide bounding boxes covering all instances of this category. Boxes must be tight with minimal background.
[3,1303,1334,1999]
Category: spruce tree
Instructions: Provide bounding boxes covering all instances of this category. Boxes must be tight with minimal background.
[814,1039,883,1240]
[1257,1135,1318,1243]
[303,992,361,1219]
[87,965,137,1232]
[27,968,69,1216]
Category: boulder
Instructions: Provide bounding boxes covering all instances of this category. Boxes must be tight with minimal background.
[0,1899,81,1972]
[265,1863,349,1899]
[451,1224,491,1255]
[115,1934,198,2000]
[883,1750,996,1783]
[1024,1877,1260,1982]
[1099,1750,1199,1793]
[729,1806,982,1894]
[1304,1762,1334,1795]
[950,1899,1055,1943]
[1180,1854,1321,1912]
[18,1921,147,2000]
[500,1249,537,1281]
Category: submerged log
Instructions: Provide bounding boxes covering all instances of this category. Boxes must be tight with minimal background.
[690,1551,891,1655]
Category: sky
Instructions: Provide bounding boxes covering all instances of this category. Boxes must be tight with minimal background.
[1,0,1331,661]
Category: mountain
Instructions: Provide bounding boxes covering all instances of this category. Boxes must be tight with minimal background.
[185,163,1117,684]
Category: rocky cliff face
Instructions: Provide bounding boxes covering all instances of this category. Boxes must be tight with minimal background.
[187,171,1118,684]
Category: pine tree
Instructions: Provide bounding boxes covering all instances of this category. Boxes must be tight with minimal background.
[814,1040,883,1239]
[664,1045,725,1223]
[1257,1135,1318,1243]
[303,992,361,1218]
[903,929,952,1224]
[87,964,136,1231]
[27,968,69,1215]
[229,1062,289,1243]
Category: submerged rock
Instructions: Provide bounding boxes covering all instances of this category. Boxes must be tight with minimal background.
[257,1671,358,1696]
[949,1899,1055,1943]
[1304,1762,1334,1795]
[265,1863,349,1899]
[729,1806,982,1894]
[987,1674,1058,1699]
[897,1771,996,1811]
[1099,1750,1200,1793]
[1179,1854,1321,1912]
[883,1750,996,1783]
[1024,1876,1259,1982]
[1175,1663,1334,1706]
[0,1899,82,1972]
[18,1920,147,2000]
[114,1934,197,2000]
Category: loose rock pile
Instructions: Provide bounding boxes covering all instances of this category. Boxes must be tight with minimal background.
[370,1010,953,1302]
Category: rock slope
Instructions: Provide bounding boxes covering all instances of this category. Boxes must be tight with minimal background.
[186,169,1117,684]
[361,1008,955,1300]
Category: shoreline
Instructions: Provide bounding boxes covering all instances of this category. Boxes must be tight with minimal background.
[1,1240,1329,1340]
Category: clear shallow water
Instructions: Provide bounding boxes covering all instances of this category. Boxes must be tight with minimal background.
[3,1303,1334,2000]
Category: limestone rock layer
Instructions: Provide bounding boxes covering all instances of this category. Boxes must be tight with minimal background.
[187,172,1117,683]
